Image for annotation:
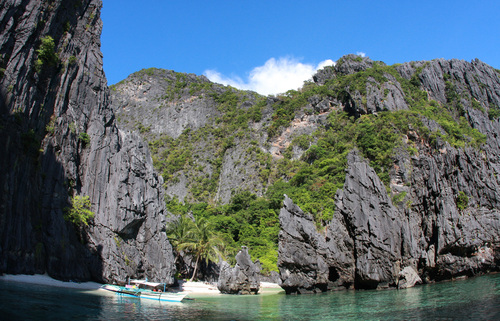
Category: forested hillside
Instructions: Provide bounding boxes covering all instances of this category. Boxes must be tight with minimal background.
[110,54,500,273]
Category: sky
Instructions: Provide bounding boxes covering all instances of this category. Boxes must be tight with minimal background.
[101,0,500,95]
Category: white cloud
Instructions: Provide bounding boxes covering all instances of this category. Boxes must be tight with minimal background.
[356,51,366,58]
[204,57,335,96]
[317,59,335,70]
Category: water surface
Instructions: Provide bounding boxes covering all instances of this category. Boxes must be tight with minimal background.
[1,274,499,320]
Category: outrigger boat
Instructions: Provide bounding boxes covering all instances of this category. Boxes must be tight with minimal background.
[101,279,188,302]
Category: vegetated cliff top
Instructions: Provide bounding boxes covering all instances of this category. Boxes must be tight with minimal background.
[111,54,500,206]
[109,54,500,273]
[110,68,264,139]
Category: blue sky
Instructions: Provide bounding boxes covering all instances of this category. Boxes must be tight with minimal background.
[101,0,500,95]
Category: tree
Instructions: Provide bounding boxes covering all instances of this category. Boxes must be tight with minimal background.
[166,215,195,264]
[168,216,226,281]
[35,35,58,72]
[64,195,94,226]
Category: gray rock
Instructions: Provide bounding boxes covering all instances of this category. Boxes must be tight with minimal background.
[335,151,402,289]
[396,58,500,108]
[398,266,422,289]
[217,246,261,294]
[278,195,354,294]
[109,69,276,204]
[278,144,500,292]
[313,54,375,85]
[334,54,377,77]
[110,69,221,139]
[0,0,175,283]
[313,55,409,117]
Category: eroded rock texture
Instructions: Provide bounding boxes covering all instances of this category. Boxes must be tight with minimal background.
[109,68,277,204]
[279,56,500,293]
[0,0,175,283]
[279,148,500,293]
[218,246,261,294]
[278,194,354,294]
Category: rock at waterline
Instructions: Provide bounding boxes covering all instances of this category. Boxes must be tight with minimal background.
[217,246,261,294]
[398,266,422,289]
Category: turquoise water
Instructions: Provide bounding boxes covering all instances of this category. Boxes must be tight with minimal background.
[1,274,499,320]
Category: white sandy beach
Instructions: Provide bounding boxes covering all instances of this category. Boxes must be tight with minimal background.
[260,281,282,288]
[176,280,220,294]
[0,274,102,290]
[0,274,281,295]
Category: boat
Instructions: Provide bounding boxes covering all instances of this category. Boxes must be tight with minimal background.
[101,279,188,302]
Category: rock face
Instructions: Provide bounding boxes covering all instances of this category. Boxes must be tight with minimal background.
[0,0,175,283]
[278,56,500,293]
[279,148,500,293]
[217,246,261,294]
[111,69,221,139]
[278,193,359,294]
[110,69,278,204]
[398,266,422,289]
[315,55,410,117]
[337,152,403,289]
[109,69,337,204]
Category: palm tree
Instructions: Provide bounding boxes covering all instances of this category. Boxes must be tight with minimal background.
[170,217,226,281]
[165,215,194,265]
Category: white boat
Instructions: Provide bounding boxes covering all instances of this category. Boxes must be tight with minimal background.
[101,279,188,302]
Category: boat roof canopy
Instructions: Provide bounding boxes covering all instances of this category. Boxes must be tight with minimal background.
[130,279,163,287]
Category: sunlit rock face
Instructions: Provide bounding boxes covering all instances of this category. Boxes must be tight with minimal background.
[279,56,500,293]
[218,246,261,294]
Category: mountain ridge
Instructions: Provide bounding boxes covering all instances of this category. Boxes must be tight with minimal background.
[111,55,500,204]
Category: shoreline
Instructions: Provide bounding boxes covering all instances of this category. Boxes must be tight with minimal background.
[0,274,282,294]
[0,274,102,290]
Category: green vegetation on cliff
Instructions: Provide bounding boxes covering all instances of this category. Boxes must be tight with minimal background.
[64,195,94,226]
[114,57,491,274]
[34,36,58,72]
[148,85,267,203]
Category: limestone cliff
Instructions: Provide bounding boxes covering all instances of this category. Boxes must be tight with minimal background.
[110,68,332,204]
[110,68,277,204]
[109,55,500,290]
[278,56,500,293]
[0,0,175,283]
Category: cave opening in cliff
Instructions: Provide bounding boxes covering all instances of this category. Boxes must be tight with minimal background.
[328,266,340,282]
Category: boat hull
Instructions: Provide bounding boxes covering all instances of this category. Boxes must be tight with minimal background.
[101,284,188,302]
[140,292,187,302]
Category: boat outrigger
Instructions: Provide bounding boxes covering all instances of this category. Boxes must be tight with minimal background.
[101,279,188,302]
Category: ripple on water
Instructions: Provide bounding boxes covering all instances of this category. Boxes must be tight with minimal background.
[1,274,499,320]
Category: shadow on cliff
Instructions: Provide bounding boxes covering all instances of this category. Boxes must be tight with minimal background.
[0,0,114,283]
[0,91,104,283]
[41,143,105,282]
